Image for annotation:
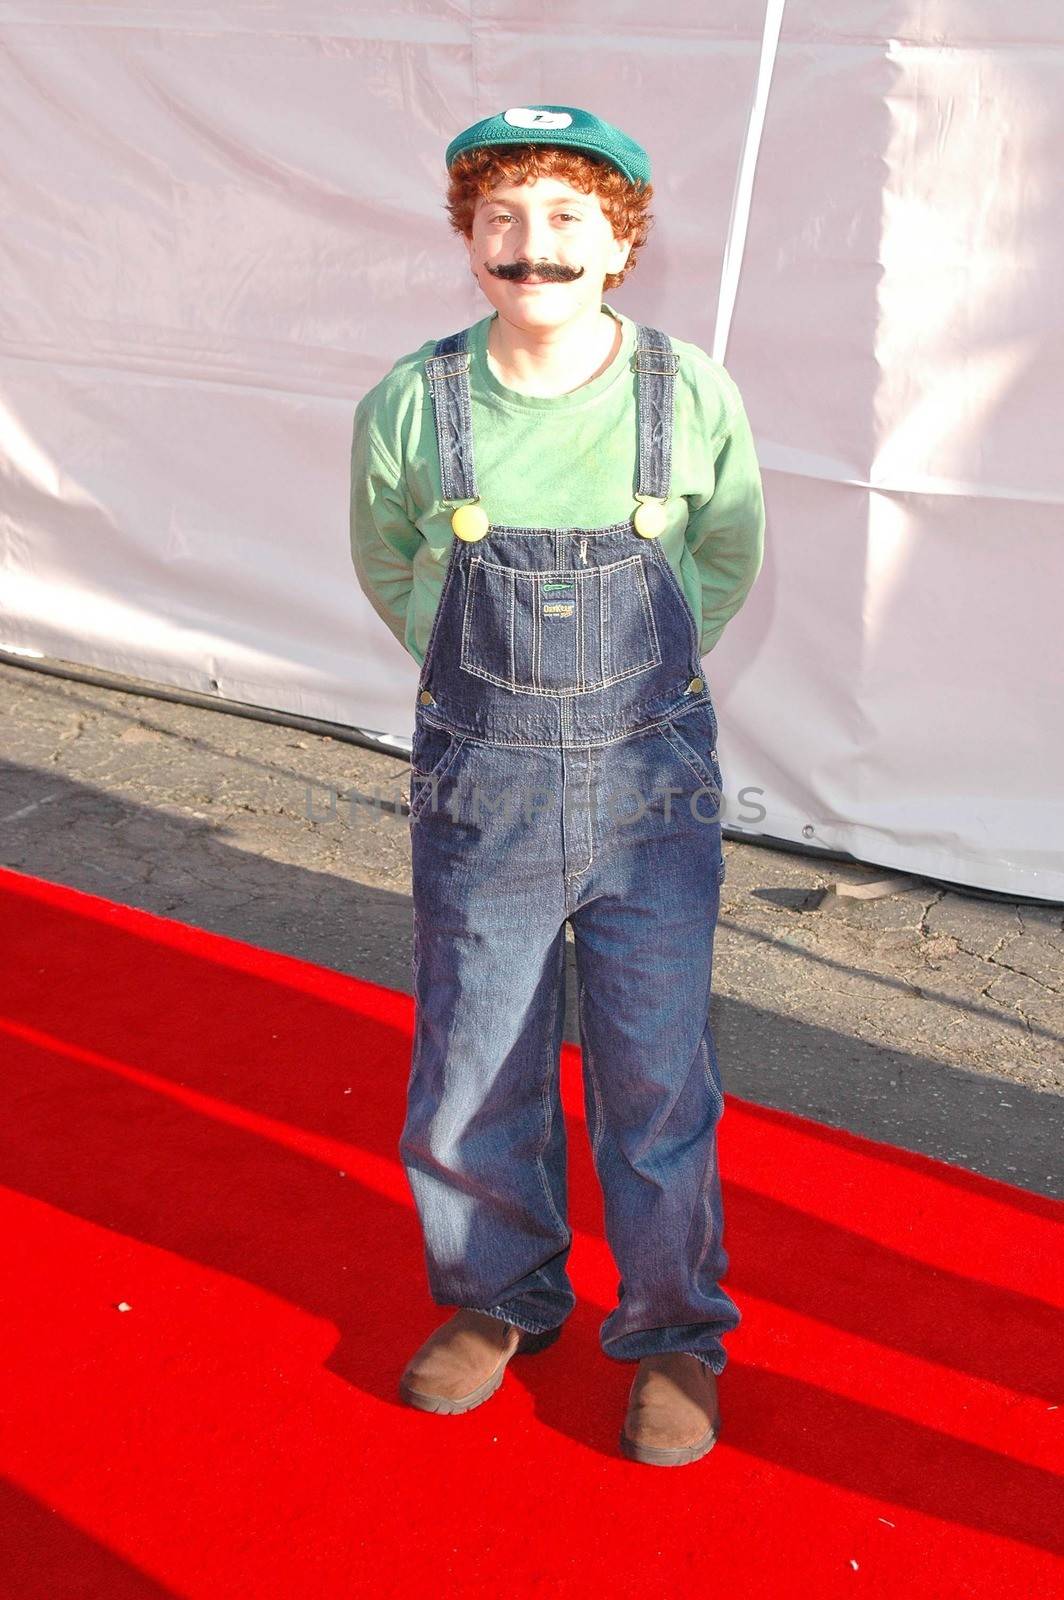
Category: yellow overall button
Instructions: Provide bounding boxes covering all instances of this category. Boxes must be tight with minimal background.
[687,676,704,694]
[633,498,667,538]
[451,503,489,542]
[419,689,434,704]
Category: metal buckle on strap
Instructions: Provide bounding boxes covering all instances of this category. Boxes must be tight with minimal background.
[631,349,680,375]
[425,351,471,381]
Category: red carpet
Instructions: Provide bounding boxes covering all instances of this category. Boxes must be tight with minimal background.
[0,863,1061,1598]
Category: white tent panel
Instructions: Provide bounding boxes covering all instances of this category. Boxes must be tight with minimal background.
[1,2,1060,898]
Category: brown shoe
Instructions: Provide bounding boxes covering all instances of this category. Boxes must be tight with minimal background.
[398,1308,561,1415]
[619,1353,722,1466]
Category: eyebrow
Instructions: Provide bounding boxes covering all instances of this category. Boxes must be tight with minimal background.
[480,198,591,209]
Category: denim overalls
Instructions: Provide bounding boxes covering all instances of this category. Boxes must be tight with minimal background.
[398,322,741,1374]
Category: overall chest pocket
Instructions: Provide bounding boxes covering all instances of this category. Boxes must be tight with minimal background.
[459,553,662,694]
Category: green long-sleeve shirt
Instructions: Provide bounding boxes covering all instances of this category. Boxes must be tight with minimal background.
[349,302,765,667]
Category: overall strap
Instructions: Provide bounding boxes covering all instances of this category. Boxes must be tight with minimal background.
[424,327,478,504]
[633,325,679,500]
[425,319,677,505]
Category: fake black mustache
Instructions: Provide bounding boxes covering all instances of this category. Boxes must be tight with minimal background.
[485,260,585,282]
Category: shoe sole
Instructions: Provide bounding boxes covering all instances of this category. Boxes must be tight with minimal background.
[619,1415,722,1467]
[398,1322,562,1415]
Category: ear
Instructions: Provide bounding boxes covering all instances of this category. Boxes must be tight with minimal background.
[607,232,634,275]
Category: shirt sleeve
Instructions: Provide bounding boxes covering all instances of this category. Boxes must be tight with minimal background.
[349,397,422,659]
[684,386,766,656]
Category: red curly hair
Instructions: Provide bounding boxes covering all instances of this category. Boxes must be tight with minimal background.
[445,146,654,291]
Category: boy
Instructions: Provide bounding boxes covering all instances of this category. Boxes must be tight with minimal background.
[349,105,765,1467]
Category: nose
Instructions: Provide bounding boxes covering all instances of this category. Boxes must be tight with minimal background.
[517,211,554,267]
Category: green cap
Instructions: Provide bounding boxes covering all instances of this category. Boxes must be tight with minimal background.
[445,105,651,187]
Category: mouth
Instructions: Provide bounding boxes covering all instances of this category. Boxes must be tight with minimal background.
[507,275,576,288]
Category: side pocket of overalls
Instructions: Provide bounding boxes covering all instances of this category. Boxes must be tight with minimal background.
[409,723,464,821]
[662,713,724,805]
[661,713,727,888]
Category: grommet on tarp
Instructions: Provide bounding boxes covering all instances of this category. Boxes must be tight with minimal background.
[632,495,667,538]
[450,498,490,541]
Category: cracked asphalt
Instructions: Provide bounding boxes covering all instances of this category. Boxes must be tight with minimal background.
[2,655,1061,1197]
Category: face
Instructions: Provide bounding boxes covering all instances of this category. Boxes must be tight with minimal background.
[466,174,632,331]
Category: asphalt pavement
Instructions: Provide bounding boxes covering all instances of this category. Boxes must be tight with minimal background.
[2,654,1060,1197]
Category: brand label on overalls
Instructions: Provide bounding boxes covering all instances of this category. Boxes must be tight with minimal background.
[541,579,576,620]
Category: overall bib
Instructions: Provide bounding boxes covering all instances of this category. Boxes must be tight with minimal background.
[399,322,742,1374]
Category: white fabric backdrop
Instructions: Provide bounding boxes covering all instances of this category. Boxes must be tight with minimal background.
[2,1,1061,899]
